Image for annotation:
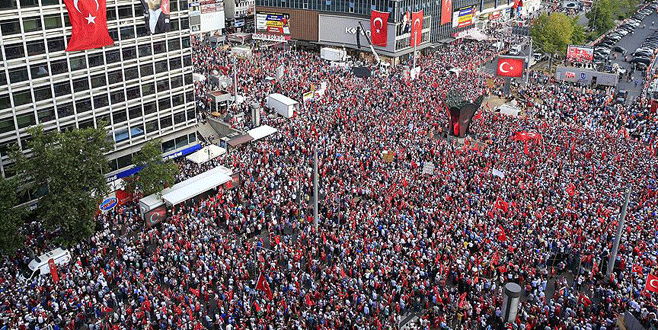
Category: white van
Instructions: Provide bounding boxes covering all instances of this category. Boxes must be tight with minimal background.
[509,45,523,56]
[27,248,71,279]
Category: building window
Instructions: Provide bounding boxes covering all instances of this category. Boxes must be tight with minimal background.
[57,102,74,118]
[0,0,17,9]
[173,111,185,124]
[20,0,39,6]
[160,116,172,129]
[144,101,157,115]
[16,113,36,128]
[172,93,184,105]
[23,17,42,32]
[138,44,152,57]
[106,49,121,64]
[124,67,138,81]
[145,119,158,133]
[157,79,169,92]
[171,76,183,89]
[0,95,10,110]
[0,118,16,134]
[112,110,127,124]
[153,41,166,54]
[88,53,104,67]
[122,46,137,60]
[26,40,46,55]
[13,91,32,106]
[34,86,53,101]
[168,38,181,51]
[50,59,68,75]
[118,5,132,18]
[111,91,125,104]
[107,70,123,84]
[182,36,190,48]
[185,91,194,103]
[53,82,71,97]
[126,86,140,100]
[93,94,109,109]
[9,68,29,83]
[91,74,107,88]
[187,108,195,121]
[162,139,175,152]
[158,98,171,111]
[70,56,87,71]
[169,57,182,70]
[79,118,94,129]
[107,7,117,21]
[155,60,168,73]
[44,14,63,29]
[140,64,154,77]
[175,135,186,148]
[142,82,155,96]
[120,26,135,40]
[76,99,92,114]
[117,154,132,168]
[4,43,25,60]
[73,77,89,92]
[47,37,65,52]
[183,55,192,67]
[129,106,142,119]
[188,133,196,143]
[30,63,50,79]
[136,25,149,37]
[0,19,20,35]
[37,108,56,123]
[184,73,192,85]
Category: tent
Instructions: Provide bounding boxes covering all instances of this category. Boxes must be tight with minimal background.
[247,125,278,141]
[227,134,253,148]
[496,104,521,117]
[455,28,490,41]
[186,145,226,164]
[161,166,233,206]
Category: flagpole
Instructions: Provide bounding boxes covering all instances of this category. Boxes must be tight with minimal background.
[313,146,319,230]
[413,29,418,72]
[606,184,631,279]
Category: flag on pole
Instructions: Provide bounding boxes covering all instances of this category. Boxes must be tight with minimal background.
[646,273,658,293]
[256,273,273,300]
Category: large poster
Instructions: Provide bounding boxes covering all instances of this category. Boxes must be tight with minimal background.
[452,6,475,28]
[199,0,225,32]
[140,0,170,34]
[441,0,452,25]
[566,45,594,62]
[256,12,291,35]
[145,205,167,227]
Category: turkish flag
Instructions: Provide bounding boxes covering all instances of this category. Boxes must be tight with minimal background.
[256,273,273,300]
[633,264,643,273]
[496,57,524,78]
[566,183,576,197]
[646,274,658,293]
[370,10,389,47]
[441,0,452,25]
[498,225,507,242]
[48,259,59,284]
[63,0,114,51]
[410,10,423,47]
[494,198,509,213]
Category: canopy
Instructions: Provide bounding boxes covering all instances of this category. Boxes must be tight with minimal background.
[161,166,233,206]
[455,28,490,41]
[496,104,521,117]
[227,134,253,147]
[186,145,226,164]
[247,125,278,141]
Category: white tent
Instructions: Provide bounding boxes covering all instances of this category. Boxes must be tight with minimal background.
[161,166,233,206]
[247,125,278,141]
[496,104,521,117]
[455,28,490,41]
[186,145,226,164]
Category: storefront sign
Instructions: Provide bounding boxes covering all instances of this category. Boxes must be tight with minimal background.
[99,197,118,211]
[253,33,290,42]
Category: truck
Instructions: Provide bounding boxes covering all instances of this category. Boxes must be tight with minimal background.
[320,47,347,62]
[266,93,299,118]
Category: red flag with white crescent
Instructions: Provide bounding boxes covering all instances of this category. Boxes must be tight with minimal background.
[48,259,59,284]
[370,10,389,47]
[646,273,658,293]
[410,10,424,47]
[63,0,114,51]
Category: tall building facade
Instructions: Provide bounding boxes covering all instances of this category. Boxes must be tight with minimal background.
[0,0,199,187]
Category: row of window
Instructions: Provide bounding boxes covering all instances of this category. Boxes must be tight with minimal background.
[0,0,188,13]
[107,132,197,172]
[111,108,196,143]
[0,90,194,135]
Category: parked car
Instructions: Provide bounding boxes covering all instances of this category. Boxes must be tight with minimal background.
[613,46,628,54]
[630,56,652,65]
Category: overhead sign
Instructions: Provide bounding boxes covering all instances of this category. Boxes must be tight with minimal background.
[453,6,475,28]
[99,197,118,211]
[566,45,593,62]
[256,12,291,35]
[496,56,525,77]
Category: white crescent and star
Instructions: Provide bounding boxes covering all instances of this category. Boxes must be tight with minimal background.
[650,279,658,289]
[499,61,513,73]
[373,17,383,33]
[414,18,421,27]
[73,0,99,24]
[85,13,96,24]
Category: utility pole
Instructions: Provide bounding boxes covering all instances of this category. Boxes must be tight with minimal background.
[606,185,631,279]
[525,34,532,85]
[313,147,319,230]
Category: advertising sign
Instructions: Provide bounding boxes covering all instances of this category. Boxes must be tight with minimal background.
[566,45,594,62]
[453,6,475,28]
[99,197,118,211]
[256,12,291,35]
[145,205,167,228]
[199,0,225,32]
[496,56,525,77]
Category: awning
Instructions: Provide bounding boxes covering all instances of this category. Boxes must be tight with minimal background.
[227,134,253,147]
[247,125,278,141]
[185,145,226,164]
[161,166,233,206]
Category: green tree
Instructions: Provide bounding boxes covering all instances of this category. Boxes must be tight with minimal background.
[531,12,577,55]
[0,176,27,255]
[586,0,617,34]
[12,125,113,245]
[133,139,178,196]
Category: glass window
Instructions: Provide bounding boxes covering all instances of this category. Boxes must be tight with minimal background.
[138,44,152,57]
[124,67,138,81]
[88,53,104,67]
[162,139,174,152]
[107,70,123,84]
[155,60,168,73]
[37,108,56,123]
[169,57,182,70]
[144,101,156,115]
[122,46,136,60]
[47,37,65,52]
[182,36,191,48]
[53,82,71,97]
[0,118,16,134]
[170,19,179,31]
[60,123,75,132]
[0,140,17,157]
[112,110,127,124]
[129,106,142,119]
[91,74,107,88]
[23,17,42,32]
[63,13,70,27]
[76,99,92,114]
[136,25,148,37]
[73,77,89,92]
[111,91,125,104]
[170,0,178,11]
[5,43,25,60]
[130,125,144,138]
[41,0,58,4]
[183,55,192,67]
[93,94,109,109]
[181,17,189,30]
[157,79,169,92]
[187,108,195,121]
[117,154,132,167]
[30,64,49,79]
[57,102,73,118]
[188,133,196,143]
[185,91,194,103]
[33,86,52,101]
[118,5,132,18]
[44,14,62,29]
[96,114,110,126]
[108,28,118,41]
[145,120,158,133]
[172,93,183,106]
[106,7,117,21]
[168,38,181,51]
[70,56,87,71]
[126,86,140,100]
[0,19,20,35]
[175,135,186,148]
[106,49,121,64]
[153,41,166,54]
[142,82,155,96]
[120,26,134,40]
[158,98,171,111]
[160,116,172,129]
[9,68,29,83]
[13,91,32,106]
[26,40,46,56]
[79,118,94,129]
[140,64,154,77]
[0,72,5,86]
[173,111,185,124]
[134,4,143,17]
[50,59,68,75]
[184,73,192,85]
[171,76,183,89]
[0,0,17,9]
[20,0,38,7]
[108,159,118,172]
[17,113,36,128]
[0,95,10,110]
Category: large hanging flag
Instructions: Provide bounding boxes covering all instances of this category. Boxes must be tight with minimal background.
[441,0,452,25]
[410,10,423,47]
[370,10,390,47]
[64,0,114,51]
[140,0,171,34]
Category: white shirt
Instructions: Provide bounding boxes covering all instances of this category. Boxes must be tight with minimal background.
[149,8,162,34]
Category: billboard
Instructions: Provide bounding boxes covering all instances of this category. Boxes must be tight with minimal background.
[453,6,475,28]
[496,56,525,77]
[566,45,594,62]
[199,0,225,32]
[139,0,170,34]
[256,12,291,35]
[145,205,167,228]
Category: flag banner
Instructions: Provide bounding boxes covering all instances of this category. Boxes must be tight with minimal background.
[566,183,576,197]
[496,56,525,78]
[646,274,658,293]
[140,0,171,34]
[256,273,273,299]
[410,10,423,47]
[63,0,114,51]
[370,10,390,47]
[441,0,452,25]
[48,259,59,283]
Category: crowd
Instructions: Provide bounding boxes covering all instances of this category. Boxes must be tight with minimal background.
[1,29,658,330]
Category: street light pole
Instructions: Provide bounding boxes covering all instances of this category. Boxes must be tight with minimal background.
[606,185,631,279]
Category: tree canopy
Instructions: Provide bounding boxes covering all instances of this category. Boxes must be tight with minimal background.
[0,176,26,255]
[132,139,179,196]
[586,0,639,35]
[531,12,584,55]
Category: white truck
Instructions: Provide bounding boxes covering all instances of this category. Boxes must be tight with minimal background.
[26,248,71,280]
[266,93,298,118]
[320,47,347,62]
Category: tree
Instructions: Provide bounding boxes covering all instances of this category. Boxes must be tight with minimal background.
[585,0,636,34]
[12,125,113,245]
[0,176,26,255]
[133,139,178,196]
[531,12,577,55]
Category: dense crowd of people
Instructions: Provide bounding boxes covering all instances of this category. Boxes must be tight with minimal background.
[2,17,658,330]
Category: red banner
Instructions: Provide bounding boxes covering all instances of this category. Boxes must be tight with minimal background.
[410,10,423,47]
[48,259,59,284]
[496,57,524,78]
[116,189,132,206]
[256,273,273,300]
[441,0,452,25]
[566,45,594,62]
[63,0,114,51]
[370,10,389,47]
[646,274,658,293]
